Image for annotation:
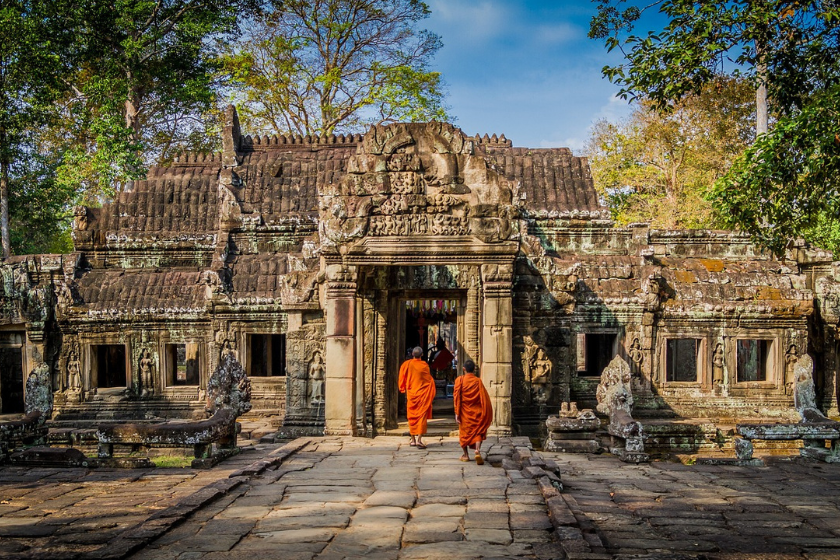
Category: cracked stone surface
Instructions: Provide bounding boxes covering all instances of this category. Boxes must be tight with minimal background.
[548,451,840,559]
[0,444,279,559]
[131,437,557,560]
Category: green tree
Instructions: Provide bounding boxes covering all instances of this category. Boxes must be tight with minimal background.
[710,83,840,255]
[0,1,73,258]
[591,1,840,254]
[585,78,755,228]
[57,0,256,199]
[221,0,449,137]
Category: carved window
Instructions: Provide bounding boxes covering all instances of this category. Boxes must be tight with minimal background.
[577,333,617,376]
[737,339,773,382]
[166,343,200,386]
[248,334,286,377]
[92,344,127,388]
[665,339,700,382]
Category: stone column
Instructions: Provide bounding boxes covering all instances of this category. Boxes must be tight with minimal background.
[324,264,358,436]
[481,264,514,436]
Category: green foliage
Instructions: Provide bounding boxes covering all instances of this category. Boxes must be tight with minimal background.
[585,78,755,229]
[221,0,450,136]
[591,0,840,255]
[711,84,840,255]
[590,1,840,116]
[151,455,194,468]
[9,148,75,255]
[0,0,75,256]
[55,0,255,197]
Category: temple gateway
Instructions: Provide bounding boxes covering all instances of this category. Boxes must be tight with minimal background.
[1,106,839,439]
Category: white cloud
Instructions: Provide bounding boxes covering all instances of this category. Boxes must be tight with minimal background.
[535,22,581,45]
[594,93,632,123]
[427,0,509,42]
[538,137,584,152]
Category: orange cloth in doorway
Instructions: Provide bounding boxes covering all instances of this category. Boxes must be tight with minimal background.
[453,373,493,448]
[399,358,436,436]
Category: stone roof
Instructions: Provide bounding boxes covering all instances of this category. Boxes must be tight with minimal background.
[483,147,601,215]
[75,269,207,316]
[95,165,221,234]
[78,122,602,249]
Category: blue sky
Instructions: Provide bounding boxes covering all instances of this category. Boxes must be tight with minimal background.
[424,0,634,153]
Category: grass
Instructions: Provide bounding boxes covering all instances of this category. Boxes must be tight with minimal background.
[150,455,195,468]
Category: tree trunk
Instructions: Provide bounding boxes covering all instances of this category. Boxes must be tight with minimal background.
[756,73,768,135]
[124,69,140,140]
[756,41,769,135]
[0,136,10,259]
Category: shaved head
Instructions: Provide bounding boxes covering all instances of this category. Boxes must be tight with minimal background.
[412,346,423,358]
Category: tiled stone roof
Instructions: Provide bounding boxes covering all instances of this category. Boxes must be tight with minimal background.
[75,269,207,315]
[84,125,603,244]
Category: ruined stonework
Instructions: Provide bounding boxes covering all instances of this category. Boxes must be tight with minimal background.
[596,356,649,462]
[0,106,839,440]
[206,353,251,417]
[24,362,52,420]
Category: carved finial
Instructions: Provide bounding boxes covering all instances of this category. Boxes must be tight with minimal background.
[222,105,241,167]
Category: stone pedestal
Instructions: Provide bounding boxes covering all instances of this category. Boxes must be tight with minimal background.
[543,403,600,453]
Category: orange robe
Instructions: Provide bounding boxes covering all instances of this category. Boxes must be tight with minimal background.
[454,373,493,448]
[399,358,436,435]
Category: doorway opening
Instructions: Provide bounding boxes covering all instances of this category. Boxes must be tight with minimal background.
[0,346,24,414]
[401,298,459,422]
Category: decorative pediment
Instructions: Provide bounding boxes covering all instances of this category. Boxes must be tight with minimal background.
[319,122,519,251]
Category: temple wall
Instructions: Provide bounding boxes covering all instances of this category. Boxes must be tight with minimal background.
[2,117,838,437]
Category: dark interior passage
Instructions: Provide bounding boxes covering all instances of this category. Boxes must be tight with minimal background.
[400,298,458,420]
[0,347,24,414]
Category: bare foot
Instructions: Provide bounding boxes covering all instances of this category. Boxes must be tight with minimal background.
[459,454,470,462]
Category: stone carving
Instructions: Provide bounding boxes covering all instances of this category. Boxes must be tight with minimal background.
[319,121,517,250]
[628,337,643,371]
[22,284,49,322]
[139,348,153,397]
[54,281,75,316]
[73,205,89,231]
[641,273,663,312]
[216,330,238,360]
[544,402,600,453]
[712,342,724,392]
[206,352,251,417]
[307,351,325,405]
[522,335,552,403]
[596,356,649,463]
[785,344,799,396]
[67,350,82,393]
[281,323,327,434]
[25,362,52,421]
[793,354,835,424]
[734,355,840,464]
[201,270,227,299]
[279,270,319,306]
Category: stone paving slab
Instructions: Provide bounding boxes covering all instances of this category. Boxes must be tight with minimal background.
[544,451,840,559]
[0,442,294,560]
[130,436,557,560]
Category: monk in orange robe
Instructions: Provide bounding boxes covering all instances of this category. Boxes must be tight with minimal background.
[454,359,493,464]
[399,346,436,448]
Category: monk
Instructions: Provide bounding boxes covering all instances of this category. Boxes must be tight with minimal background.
[399,346,436,449]
[453,359,493,464]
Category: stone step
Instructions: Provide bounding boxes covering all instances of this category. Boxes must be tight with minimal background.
[382,417,459,437]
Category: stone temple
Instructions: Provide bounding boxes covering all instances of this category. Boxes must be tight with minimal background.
[1,105,839,440]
